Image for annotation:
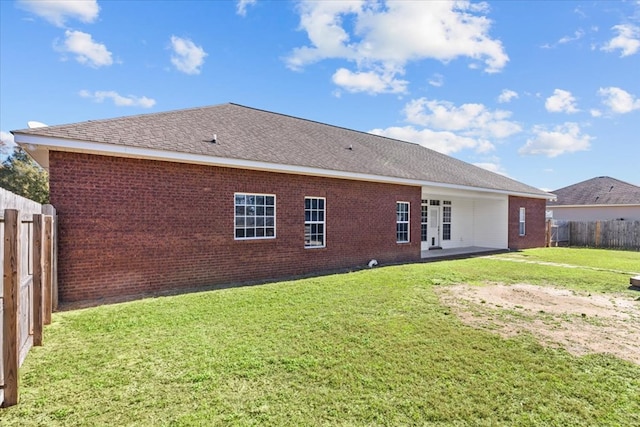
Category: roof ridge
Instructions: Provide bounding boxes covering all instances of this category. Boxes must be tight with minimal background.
[553,176,640,193]
[227,102,429,150]
[599,176,640,188]
[226,103,539,190]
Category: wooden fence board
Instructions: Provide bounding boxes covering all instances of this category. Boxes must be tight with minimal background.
[0,206,56,407]
[32,215,43,347]
[0,300,3,406]
[42,205,57,312]
[0,192,56,408]
[551,220,640,250]
[2,209,20,407]
[43,217,52,325]
[18,277,32,367]
[0,218,4,403]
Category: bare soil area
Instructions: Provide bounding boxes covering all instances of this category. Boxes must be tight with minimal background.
[435,283,640,364]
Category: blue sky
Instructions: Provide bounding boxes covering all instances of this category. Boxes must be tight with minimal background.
[1,0,639,191]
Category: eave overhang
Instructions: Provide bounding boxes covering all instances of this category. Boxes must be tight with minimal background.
[14,133,555,201]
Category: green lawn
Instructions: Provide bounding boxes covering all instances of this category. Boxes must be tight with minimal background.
[494,247,640,274]
[2,248,639,426]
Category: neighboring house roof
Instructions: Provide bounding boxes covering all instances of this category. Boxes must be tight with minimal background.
[548,176,640,206]
[12,103,551,199]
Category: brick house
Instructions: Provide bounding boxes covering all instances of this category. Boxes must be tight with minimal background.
[13,103,552,304]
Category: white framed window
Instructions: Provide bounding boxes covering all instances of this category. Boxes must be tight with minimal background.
[519,207,526,236]
[443,200,452,241]
[234,193,276,240]
[396,201,410,243]
[305,197,325,248]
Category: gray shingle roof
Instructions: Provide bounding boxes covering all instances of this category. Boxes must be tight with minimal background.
[13,103,549,197]
[548,176,640,206]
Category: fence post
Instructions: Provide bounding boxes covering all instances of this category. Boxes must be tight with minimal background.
[42,205,57,311]
[32,214,44,347]
[595,221,601,247]
[43,216,53,325]
[2,209,20,407]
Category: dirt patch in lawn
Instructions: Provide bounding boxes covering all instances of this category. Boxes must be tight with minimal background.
[435,283,640,364]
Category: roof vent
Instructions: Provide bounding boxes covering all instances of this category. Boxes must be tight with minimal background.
[347,144,353,150]
[27,121,48,129]
[211,134,217,143]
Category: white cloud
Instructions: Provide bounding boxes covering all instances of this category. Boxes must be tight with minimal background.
[590,109,602,117]
[1,131,17,158]
[1,131,16,150]
[368,96,526,155]
[428,73,444,88]
[497,89,518,103]
[61,30,113,67]
[542,29,585,48]
[545,89,579,113]
[473,161,509,177]
[1,131,15,144]
[170,36,207,75]
[332,67,407,94]
[369,126,492,155]
[79,90,156,108]
[287,1,508,94]
[598,86,640,114]
[18,0,99,27]
[558,29,585,45]
[236,0,257,16]
[402,98,522,139]
[602,24,640,57]
[519,122,592,158]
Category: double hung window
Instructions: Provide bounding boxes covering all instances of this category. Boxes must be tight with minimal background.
[442,201,452,241]
[305,197,325,248]
[396,202,410,243]
[421,200,428,242]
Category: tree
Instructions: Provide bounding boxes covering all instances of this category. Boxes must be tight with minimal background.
[0,145,49,204]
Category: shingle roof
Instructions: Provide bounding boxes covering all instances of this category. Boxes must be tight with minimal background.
[548,176,640,206]
[13,103,549,197]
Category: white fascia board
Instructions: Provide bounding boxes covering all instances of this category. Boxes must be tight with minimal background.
[15,133,553,200]
[422,186,510,201]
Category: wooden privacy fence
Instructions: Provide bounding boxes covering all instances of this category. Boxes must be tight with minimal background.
[547,219,640,250]
[1,208,56,407]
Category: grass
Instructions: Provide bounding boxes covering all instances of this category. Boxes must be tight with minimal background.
[2,248,639,426]
[495,247,640,274]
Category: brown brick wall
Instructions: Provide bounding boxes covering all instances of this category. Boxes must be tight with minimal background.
[49,151,421,303]
[508,196,546,250]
